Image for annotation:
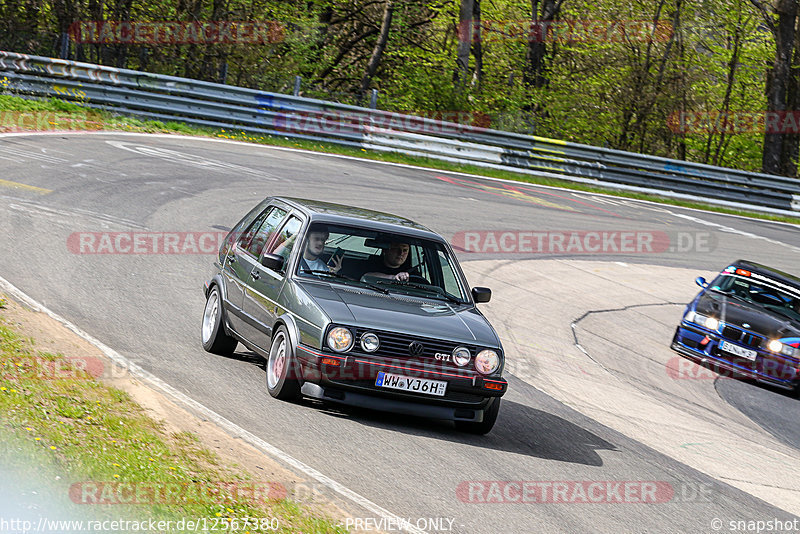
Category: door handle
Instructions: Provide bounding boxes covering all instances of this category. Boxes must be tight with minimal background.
[250,270,260,280]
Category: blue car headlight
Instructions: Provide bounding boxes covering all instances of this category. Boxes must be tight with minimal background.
[684,311,719,331]
[767,340,800,358]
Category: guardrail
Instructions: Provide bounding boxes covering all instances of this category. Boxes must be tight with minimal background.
[2,50,798,215]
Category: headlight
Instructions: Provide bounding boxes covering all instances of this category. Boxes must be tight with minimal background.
[452,346,471,367]
[685,311,718,331]
[767,340,800,358]
[327,327,353,352]
[475,349,500,375]
[360,332,380,352]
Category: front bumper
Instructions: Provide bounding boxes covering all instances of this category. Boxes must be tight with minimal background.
[671,322,800,391]
[296,345,507,421]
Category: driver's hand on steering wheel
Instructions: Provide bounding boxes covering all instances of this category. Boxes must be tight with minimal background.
[393,272,410,282]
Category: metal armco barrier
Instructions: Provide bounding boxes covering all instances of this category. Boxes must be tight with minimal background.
[2,50,799,215]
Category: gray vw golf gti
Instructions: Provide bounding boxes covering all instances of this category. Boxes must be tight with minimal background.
[201,197,507,433]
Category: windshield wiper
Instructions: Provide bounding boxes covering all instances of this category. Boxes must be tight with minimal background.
[374,279,464,304]
[301,270,389,294]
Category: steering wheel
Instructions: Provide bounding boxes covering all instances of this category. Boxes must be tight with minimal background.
[407,274,430,284]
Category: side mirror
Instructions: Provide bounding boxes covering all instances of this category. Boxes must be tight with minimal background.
[695,277,707,288]
[472,287,492,303]
[261,253,285,272]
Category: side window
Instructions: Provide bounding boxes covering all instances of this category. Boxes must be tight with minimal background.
[238,207,288,258]
[221,199,270,258]
[267,216,303,262]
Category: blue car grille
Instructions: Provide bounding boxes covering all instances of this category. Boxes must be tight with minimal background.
[721,325,763,348]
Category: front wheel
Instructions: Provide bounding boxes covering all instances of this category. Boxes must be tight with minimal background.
[201,286,238,355]
[266,326,301,400]
[455,397,501,435]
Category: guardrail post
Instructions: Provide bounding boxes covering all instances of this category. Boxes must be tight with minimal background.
[219,62,228,85]
[59,33,69,59]
[369,89,378,109]
[293,76,301,96]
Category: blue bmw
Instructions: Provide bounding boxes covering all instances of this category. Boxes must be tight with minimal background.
[671,260,800,393]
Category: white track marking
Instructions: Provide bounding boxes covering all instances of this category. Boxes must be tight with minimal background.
[106,140,278,180]
[5,130,800,223]
[0,275,428,534]
[0,145,67,164]
[1,197,149,229]
[669,212,800,254]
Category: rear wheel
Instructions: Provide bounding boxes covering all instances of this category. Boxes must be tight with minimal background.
[201,286,238,355]
[266,326,301,400]
[455,397,501,435]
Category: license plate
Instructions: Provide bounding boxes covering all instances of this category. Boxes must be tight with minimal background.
[375,372,447,396]
[720,340,757,361]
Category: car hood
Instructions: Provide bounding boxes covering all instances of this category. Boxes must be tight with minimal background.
[695,291,800,337]
[298,281,500,347]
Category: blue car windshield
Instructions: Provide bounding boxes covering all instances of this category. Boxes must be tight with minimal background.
[710,273,800,321]
[295,223,469,303]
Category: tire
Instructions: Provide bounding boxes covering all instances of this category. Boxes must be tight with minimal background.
[266,325,301,400]
[455,397,501,435]
[201,286,238,355]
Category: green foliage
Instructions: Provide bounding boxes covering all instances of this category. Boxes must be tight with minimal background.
[0,0,790,174]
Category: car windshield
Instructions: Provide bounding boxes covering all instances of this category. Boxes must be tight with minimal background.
[710,272,800,321]
[295,222,469,303]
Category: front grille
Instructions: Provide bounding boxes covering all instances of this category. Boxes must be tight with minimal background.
[351,328,482,368]
[721,324,764,348]
[722,325,742,339]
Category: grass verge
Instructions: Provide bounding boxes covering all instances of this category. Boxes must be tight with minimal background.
[0,295,346,533]
[2,93,799,225]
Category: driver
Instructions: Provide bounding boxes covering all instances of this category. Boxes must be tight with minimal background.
[363,242,412,281]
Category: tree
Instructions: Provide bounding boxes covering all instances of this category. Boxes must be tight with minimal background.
[360,0,394,96]
[523,0,567,89]
[750,0,799,176]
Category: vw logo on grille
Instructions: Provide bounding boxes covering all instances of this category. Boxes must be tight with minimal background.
[408,341,425,356]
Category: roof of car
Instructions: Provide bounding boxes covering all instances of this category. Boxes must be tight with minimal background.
[275,197,441,239]
[731,259,800,288]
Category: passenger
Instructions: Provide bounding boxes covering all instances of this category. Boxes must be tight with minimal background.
[362,242,412,281]
[298,227,343,274]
